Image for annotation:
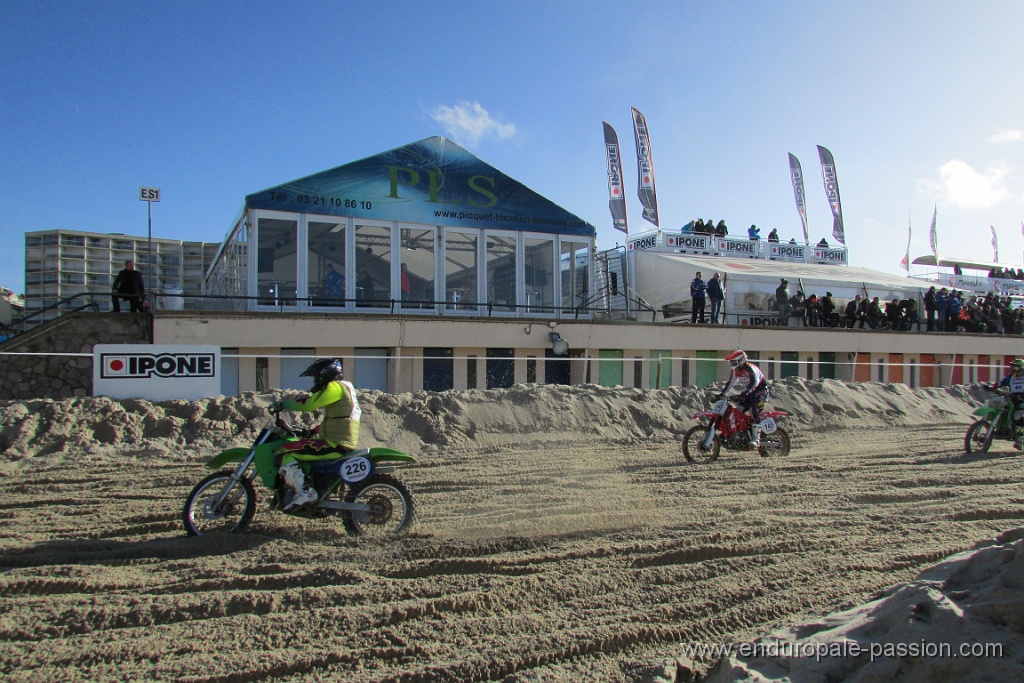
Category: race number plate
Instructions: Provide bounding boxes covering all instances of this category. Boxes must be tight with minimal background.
[341,455,374,483]
[712,399,727,414]
[759,416,778,434]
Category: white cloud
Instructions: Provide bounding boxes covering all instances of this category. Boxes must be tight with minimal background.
[919,159,1011,209]
[429,101,516,146]
[989,129,1023,143]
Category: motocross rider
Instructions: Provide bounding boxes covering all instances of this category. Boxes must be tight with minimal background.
[717,350,770,447]
[272,359,361,510]
[992,358,1024,450]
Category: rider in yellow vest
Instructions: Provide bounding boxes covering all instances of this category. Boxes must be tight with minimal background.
[273,359,361,509]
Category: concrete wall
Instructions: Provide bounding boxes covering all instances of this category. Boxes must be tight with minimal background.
[0,312,150,399]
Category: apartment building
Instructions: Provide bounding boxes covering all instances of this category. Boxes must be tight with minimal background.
[23,229,220,321]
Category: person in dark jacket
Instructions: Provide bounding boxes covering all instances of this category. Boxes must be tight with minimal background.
[924,286,937,331]
[774,278,790,326]
[111,259,146,312]
[690,271,707,323]
[845,295,861,328]
[707,272,725,324]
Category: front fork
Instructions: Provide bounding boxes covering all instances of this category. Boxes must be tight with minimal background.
[701,419,719,449]
[211,451,257,511]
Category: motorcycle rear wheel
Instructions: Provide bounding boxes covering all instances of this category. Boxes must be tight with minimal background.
[964,420,993,454]
[341,473,417,537]
[758,427,791,458]
[183,471,257,536]
[682,425,720,462]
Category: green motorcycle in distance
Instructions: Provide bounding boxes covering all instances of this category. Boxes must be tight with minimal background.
[183,405,417,537]
[964,387,1020,454]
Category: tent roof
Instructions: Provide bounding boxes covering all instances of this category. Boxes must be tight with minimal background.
[246,136,595,238]
[640,252,930,291]
[911,255,1020,272]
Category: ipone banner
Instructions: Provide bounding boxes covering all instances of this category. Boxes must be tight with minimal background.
[666,234,711,252]
[603,122,628,233]
[770,243,807,260]
[93,344,221,401]
[631,107,659,227]
[812,247,848,264]
[788,153,809,244]
[246,136,595,238]
[817,145,846,245]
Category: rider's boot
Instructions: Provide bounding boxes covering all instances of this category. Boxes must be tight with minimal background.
[1015,427,1024,451]
[748,425,760,448]
[280,461,318,510]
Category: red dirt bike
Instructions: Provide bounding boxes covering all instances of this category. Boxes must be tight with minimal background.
[682,395,791,462]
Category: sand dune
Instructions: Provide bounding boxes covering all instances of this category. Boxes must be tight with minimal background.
[0,378,1021,682]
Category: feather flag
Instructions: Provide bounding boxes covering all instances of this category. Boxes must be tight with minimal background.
[631,107,659,227]
[816,145,845,244]
[991,225,999,263]
[928,205,938,257]
[602,122,628,233]
[788,154,810,244]
[900,216,911,271]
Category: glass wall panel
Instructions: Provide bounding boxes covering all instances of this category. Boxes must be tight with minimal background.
[560,240,590,314]
[256,216,298,307]
[355,222,391,308]
[524,237,555,313]
[444,230,478,313]
[400,225,436,311]
[308,218,346,306]
[486,233,517,313]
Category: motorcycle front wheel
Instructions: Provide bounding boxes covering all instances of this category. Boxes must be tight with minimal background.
[964,420,993,454]
[758,427,791,458]
[682,425,720,462]
[341,473,416,537]
[182,471,257,536]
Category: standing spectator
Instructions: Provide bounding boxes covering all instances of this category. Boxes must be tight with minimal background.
[111,259,146,312]
[936,287,950,331]
[356,270,376,305]
[817,237,830,247]
[775,278,790,326]
[845,295,862,329]
[748,224,761,240]
[400,263,412,302]
[707,272,725,324]
[323,263,343,300]
[767,228,779,243]
[924,286,937,331]
[948,290,962,331]
[714,220,728,236]
[690,270,707,323]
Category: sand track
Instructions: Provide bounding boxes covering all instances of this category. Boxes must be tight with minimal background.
[1,384,1023,682]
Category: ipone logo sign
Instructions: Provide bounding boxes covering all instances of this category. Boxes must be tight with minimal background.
[100,352,215,379]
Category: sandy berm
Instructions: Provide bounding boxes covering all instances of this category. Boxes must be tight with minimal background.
[0,377,1021,682]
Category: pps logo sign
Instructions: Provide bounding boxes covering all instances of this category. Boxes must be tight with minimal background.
[94,344,221,401]
[101,352,215,379]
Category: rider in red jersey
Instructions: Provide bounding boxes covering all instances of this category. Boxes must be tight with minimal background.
[717,350,770,447]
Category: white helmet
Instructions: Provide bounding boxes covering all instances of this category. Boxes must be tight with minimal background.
[725,350,747,368]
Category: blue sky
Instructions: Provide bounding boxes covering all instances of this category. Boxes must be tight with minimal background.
[2,1,1022,292]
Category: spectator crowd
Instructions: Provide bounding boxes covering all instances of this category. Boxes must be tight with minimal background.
[767,281,1024,335]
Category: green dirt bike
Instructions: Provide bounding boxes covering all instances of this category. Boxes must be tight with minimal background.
[183,405,417,537]
[964,386,1021,454]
